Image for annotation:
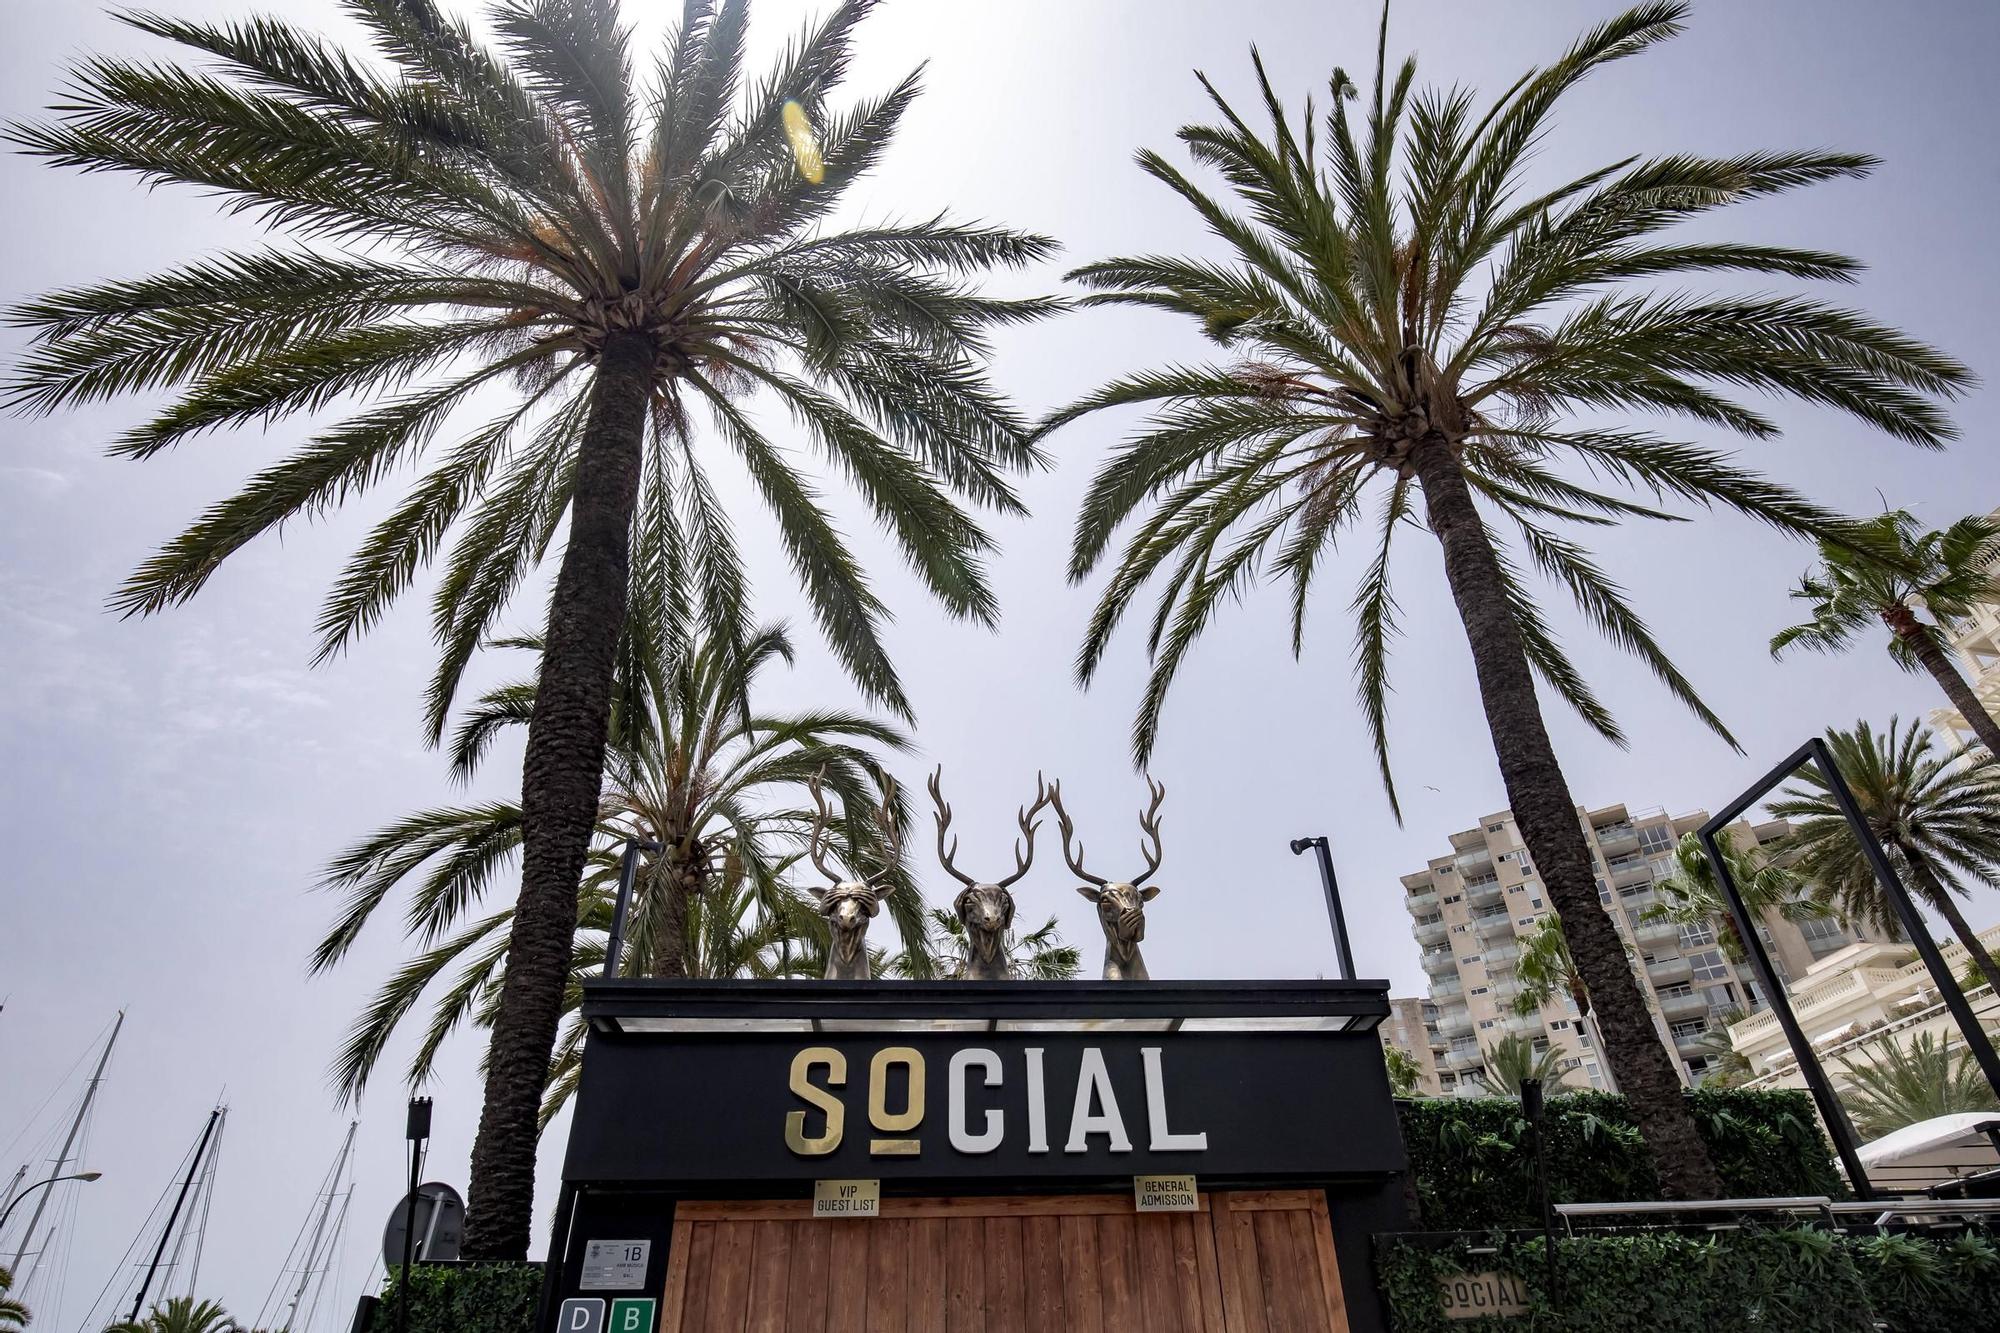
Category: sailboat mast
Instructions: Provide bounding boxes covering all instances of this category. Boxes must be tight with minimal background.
[282,1120,357,1332]
[6,1009,122,1271]
[128,1106,221,1322]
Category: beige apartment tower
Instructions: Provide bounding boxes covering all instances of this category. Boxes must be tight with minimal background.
[1388,802,1882,1096]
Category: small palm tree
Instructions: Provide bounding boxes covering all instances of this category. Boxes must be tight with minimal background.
[1512,913,1593,1025]
[1689,1007,1754,1088]
[0,1265,29,1332]
[8,0,1054,1257]
[1839,1030,2000,1140]
[1477,1034,1574,1097]
[1771,719,2000,996]
[314,616,931,1122]
[1039,1,1969,1198]
[1773,511,2000,757]
[1644,831,1828,964]
[1383,1045,1426,1098]
[105,1298,236,1333]
[886,908,1082,981]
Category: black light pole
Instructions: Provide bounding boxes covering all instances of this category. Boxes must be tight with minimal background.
[603,837,664,979]
[1291,835,1357,980]
[0,1170,100,1238]
[395,1096,432,1333]
[1520,1078,1558,1309]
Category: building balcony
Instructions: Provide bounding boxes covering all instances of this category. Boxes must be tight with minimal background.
[1671,1025,1711,1051]
[1483,944,1521,970]
[1421,947,1458,976]
[1473,909,1515,938]
[1594,821,1639,855]
[1431,977,1464,1000]
[1437,1008,1474,1037]
[1647,955,1692,985]
[1406,889,1439,914]
[1442,1046,1483,1070]
[1635,916,1680,945]
[1606,854,1652,887]
[1657,988,1705,1016]
[1412,916,1448,947]
[1465,875,1505,906]
[1500,1012,1542,1037]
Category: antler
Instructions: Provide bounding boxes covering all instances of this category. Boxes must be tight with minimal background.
[1047,779,1106,887]
[805,768,842,886]
[863,773,904,891]
[996,771,1051,889]
[928,765,976,887]
[1131,775,1166,887]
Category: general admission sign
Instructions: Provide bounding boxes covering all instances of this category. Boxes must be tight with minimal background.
[544,980,1411,1333]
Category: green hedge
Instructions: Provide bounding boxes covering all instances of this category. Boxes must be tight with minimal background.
[371,1262,541,1333]
[1397,1088,1843,1228]
[1379,1230,2000,1332]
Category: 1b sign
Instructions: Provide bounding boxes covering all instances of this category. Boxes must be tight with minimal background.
[608,1298,656,1332]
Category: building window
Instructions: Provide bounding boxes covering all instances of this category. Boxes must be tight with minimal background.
[1797,915,1848,953]
[1488,823,1505,832]
[1687,949,1729,982]
[1442,894,1462,904]
[1638,823,1675,854]
[1459,954,1482,964]
[1469,986,1489,997]
[1479,1020,1495,1029]
[1677,921,1716,950]
[1517,916,1538,926]
[1530,897,1544,909]
[1669,1019,1708,1039]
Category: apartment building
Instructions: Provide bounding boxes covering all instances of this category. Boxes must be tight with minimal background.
[1394,802,1882,1095]
[1379,995,1444,1096]
[1928,506,2000,751]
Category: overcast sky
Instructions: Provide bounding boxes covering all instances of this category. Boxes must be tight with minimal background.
[3,0,1997,1324]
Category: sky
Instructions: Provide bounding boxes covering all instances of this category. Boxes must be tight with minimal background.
[2,0,1997,1324]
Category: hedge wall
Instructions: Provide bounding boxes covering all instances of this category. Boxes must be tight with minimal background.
[370,1262,541,1333]
[1396,1087,1843,1229]
[1377,1230,2000,1333]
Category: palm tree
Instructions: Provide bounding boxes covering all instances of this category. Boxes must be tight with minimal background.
[1476,1034,1574,1098]
[105,1298,235,1333]
[1383,1045,1425,1098]
[1839,1031,2000,1140]
[887,908,1083,980]
[313,616,931,1125]
[1770,719,2000,996]
[0,1265,28,1332]
[1644,831,1828,964]
[7,0,1054,1256]
[1689,1007,1753,1089]
[1773,511,2000,757]
[1038,2,1970,1196]
[1512,912,1633,1088]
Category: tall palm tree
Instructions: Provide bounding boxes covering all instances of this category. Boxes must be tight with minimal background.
[313,616,930,1124]
[1476,1034,1574,1097]
[105,1298,236,1333]
[1038,1,1970,1196]
[887,907,1083,980]
[6,0,1053,1256]
[1771,719,2000,996]
[0,1265,28,1333]
[1773,511,2000,757]
[1643,831,1828,964]
[1838,1030,2000,1140]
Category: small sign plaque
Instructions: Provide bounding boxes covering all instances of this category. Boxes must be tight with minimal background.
[1132,1173,1200,1211]
[607,1297,657,1333]
[556,1298,605,1333]
[813,1178,881,1217]
[580,1239,650,1291]
[1438,1270,1531,1319]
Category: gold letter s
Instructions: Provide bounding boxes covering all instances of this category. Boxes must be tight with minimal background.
[785,1046,846,1156]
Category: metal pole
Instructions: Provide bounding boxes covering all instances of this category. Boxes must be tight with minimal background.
[1290,836,1357,980]
[396,1096,432,1333]
[1805,737,2000,1097]
[130,1107,221,1321]
[1521,1078,1558,1311]
[603,838,662,980]
[10,1010,121,1271]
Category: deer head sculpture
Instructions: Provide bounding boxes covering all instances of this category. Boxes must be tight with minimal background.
[928,767,1052,981]
[806,770,904,981]
[1048,777,1165,981]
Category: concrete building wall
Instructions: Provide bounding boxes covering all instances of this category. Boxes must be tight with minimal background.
[1379,996,1444,1096]
[1927,506,2000,753]
[1400,802,1885,1095]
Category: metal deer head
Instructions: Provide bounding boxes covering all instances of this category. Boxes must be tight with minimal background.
[1048,777,1165,981]
[807,770,904,981]
[929,767,1051,981]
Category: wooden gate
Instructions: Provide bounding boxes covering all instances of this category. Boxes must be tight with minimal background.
[658,1190,1348,1332]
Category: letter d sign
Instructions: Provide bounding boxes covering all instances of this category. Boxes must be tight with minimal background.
[558,1298,604,1333]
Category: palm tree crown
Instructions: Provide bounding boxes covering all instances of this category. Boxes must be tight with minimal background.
[1771,718,2000,996]
[105,1298,236,1333]
[1773,510,2000,757]
[888,907,1083,981]
[1643,831,1826,965]
[0,1265,28,1333]
[1477,1033,1574,1097]
[314,614,927,1123]
[1039,0,1969,1199]
[1838,1030,2000,1140]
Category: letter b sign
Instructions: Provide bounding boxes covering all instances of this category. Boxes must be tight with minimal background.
[608,1298,656,1333]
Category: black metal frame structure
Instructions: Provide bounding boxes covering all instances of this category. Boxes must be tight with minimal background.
[1698,736,2000,1202]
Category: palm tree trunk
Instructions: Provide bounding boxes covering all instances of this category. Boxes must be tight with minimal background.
[1903,852,2000,997]
[1886,606,2000,758]
[1408,435,1719,1198]
[651,838,700,981]
[462,331,655,1260]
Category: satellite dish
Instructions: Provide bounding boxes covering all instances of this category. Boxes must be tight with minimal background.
[382,1182,465,1267]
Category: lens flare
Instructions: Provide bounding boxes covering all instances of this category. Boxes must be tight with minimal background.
[782,100,825,184]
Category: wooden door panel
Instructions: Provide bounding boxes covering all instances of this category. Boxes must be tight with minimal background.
[656,1190,1343,1332]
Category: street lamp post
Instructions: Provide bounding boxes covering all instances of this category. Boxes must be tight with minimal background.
[0,1170,102,1240]
[1290,835,1357,980]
